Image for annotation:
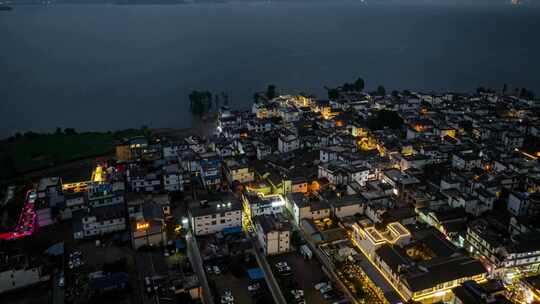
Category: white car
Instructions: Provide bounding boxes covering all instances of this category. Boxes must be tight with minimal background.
[275,262,288,268]
[58,276,65,288]
[221,290,234,304]
[314,282,329,291]
[213,266,221,275]
[320,284,333,294]
[290,289,304,299]
[248,283,261,292]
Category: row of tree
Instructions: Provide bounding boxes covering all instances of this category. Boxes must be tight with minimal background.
[6,128,78,143]
[327,77,388,100]
[477,85,535,100]
[189,90,230,116]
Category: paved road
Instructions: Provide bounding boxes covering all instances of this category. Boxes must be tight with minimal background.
[249,235,287,304]
[299,229,360,304]
[353,247,403,304]
[134,252,158,304]
[268,252,328,304]
[187,231,215,304]
[51,271,65,304]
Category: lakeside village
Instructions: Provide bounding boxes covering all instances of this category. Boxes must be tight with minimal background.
[1,85,540,304]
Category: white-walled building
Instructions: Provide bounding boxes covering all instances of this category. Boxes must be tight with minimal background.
[278,133,300,154]
[467,218,540,278]
[329,194,365,218]
[189,197,243,236]
[73,204,126,239]
[223,158,255,185]
[243,193,285,219]
[163,164,183,192]
[255,214,292,256]
[286,193,331,225]
[0,255,50,294]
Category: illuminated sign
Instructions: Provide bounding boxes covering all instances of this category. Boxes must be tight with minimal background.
[136,222,149,230]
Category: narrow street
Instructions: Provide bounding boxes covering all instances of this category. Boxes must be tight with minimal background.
[249,235,286,304]
[186,231,214,304]
[300,229,360,304]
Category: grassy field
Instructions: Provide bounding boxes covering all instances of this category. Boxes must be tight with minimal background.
[0,129,145,180]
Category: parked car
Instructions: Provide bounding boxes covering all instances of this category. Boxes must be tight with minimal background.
[221,290,234,304]
[206,265,213,275]
[314,282,329,291]
[290,289,304,300]
[58,276,65,288]
[248,282,261,292]
[320,284,333,294]
[323,290,339,300]
[213,265,221,275]
[144,276,153,294]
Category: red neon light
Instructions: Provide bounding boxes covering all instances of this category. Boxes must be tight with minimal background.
[0,190,37,241]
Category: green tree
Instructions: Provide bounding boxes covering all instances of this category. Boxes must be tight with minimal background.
[367,110,403,130]
[214,94,221,109]
[328,88,339,100]
[266,85,277,100]
[189,90,213,116]
[221,92,229,106]
[342,82,354,92]
[354,77,365,91]
[55,127,63,135]
[520,88,535,100]
[64,128,77,135]
[376,85,386,96]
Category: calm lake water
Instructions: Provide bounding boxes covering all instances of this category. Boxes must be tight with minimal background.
[1,1,539,136]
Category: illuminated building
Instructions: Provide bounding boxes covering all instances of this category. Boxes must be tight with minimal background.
[115,136,148,162]
[451,279,507,303]
[520,275,540,303]
[318,162,370,187]
[287,192,331,225]
[353,225,487,303]
[350,221,488,302]
[351,222,412,257]
[130,201,167,249]
[439,127,457,139]
[254,213,292,256]
[242,193,286,219]
[406,119,435,139]
[188,197,243,236]
[223,158,255,185]
[467,218,540,279]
